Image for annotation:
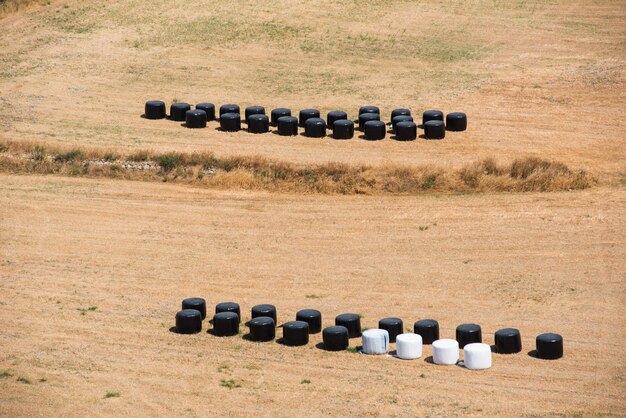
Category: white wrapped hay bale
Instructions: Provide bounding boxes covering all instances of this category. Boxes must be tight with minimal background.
[361,329,389,355]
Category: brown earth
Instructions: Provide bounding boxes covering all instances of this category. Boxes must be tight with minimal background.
[1,174,625,417]
[1,0,625,416]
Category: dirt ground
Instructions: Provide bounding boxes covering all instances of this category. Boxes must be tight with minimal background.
[0,174,624,417]
[1,0,626,416]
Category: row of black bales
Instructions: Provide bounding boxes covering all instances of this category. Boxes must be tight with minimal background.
[175,298,563,360]
[144,101,467,141]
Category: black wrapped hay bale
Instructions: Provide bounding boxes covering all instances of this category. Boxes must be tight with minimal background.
[327,111,348,127]
[304,118,326,138]
[296,309,322,334]
[216,302,241,322]
[378,317,403,343]
[422,110,444,125]
[182,297,206,319]
[364,120,386,140]
[220,113,241,132]
[271,108,291,126]
[391,108,411,119]
[170,103,191,121]
[391,115,414,131]
[495,328,522,354]
[196,103,216,121]
[456,323,482,348]
[358,113,380,131]
[213,312,239,337]
[248,114,269,134]
[335,313,361,338]
[220,104,240,118]
[251,304,277,323]
[185,109,207,128]
[323,325,349,351]
[249,316,275,342]
[414,319,439,344]
[245,106,266,123]
[424,120,445,139]
[145,100,166,119]
[446,112,467,131]
[536,333,563,359]
[282,321,310,346]
[333,119,354,140]
[299,109,320,127]
[359,105,380,115]
[277,116,298,136]
[395,121,417,141]
[175,309,202,334]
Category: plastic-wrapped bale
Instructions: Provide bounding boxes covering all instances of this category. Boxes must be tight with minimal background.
[213,312,239,337]
[182,297,206,319]
[424,120,445,139]
[378,318,403,343]
[220,113,241,132]
[391,115,414,132]
[395,121,417,141]
[251,304,277,323]
[196,103,216,121]
[327,111,348,127]
[277,116,298,136]
[361,329,389,355]
[335,313,361,338]
[323,325,349,351]
[446,112,467,131]
[170,103,191,121]
[359,105,380,115]
[248,317,275,342]
[358,113,380,131]
[456,323,482,348]
[414,319,439,344]
[364,120,386,140]
[296,309,322,334]
[220,104,240,118]
[245,106,266,123]
[145,100,166,119]
[463,343,492,369]
[333,119,354,140]
[391,108,411,119]
[248,114,269,134]
[422,110,444,125]
[536,333,563,359]
[271,108,291,126]
[215,302,241,322]
[175,309,202,334]
[282,321,310,346]
[299,109,320,127]
[304,118,326,138]
[185,109,207,128]
[396,333,422,360]
[432,338,459,365]
[495,328,522,354]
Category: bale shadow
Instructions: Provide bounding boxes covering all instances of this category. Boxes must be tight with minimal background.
[527,349,540,359]
[490,344,497,353]
[424,355,435,364]
[417,124,425,129]
[168,326,178,334]
[315,342,326,350]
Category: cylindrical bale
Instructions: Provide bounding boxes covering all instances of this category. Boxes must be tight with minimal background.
[378,318,403,343]
[282,321,310,346]
[196,103,216,121]
[335,313,361,338]
[424,120,445,139]
[296,309,322,334]
[361,329,389,355]
[463,343,492,370]
[414,319,439,345]
[358,113,380,131]
[323,325,349,351]
[364,120,386,140]
[432,338,459,365]
[271,108,291,126]
[215,302,241,322]
[145,100,166,119]
[248,316,275,342]
[456,324,482,348]
[536,333,563,360]
[299,109,320,127]
[245,106,266,123]
[395,121,417,141]
[182,297,206,319]
[277,116,298,136]
[212,312,239,337]
[251,304,277,323]
[396,333,422,360]
[170,103,191,121]
[391,108,411,119]
[247,114,269,134]
[359,105,380,115]
[422,110,444,125]
[185,109,207,128]
[220,104,240,118]
[304,118,326,138]
[495,328,522,354]
[175,309,202,334]
[446,112,467,131]
[220,113,241,132]
[333,119,354,140]
[391,115,414,130]
[327,111,348,127]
